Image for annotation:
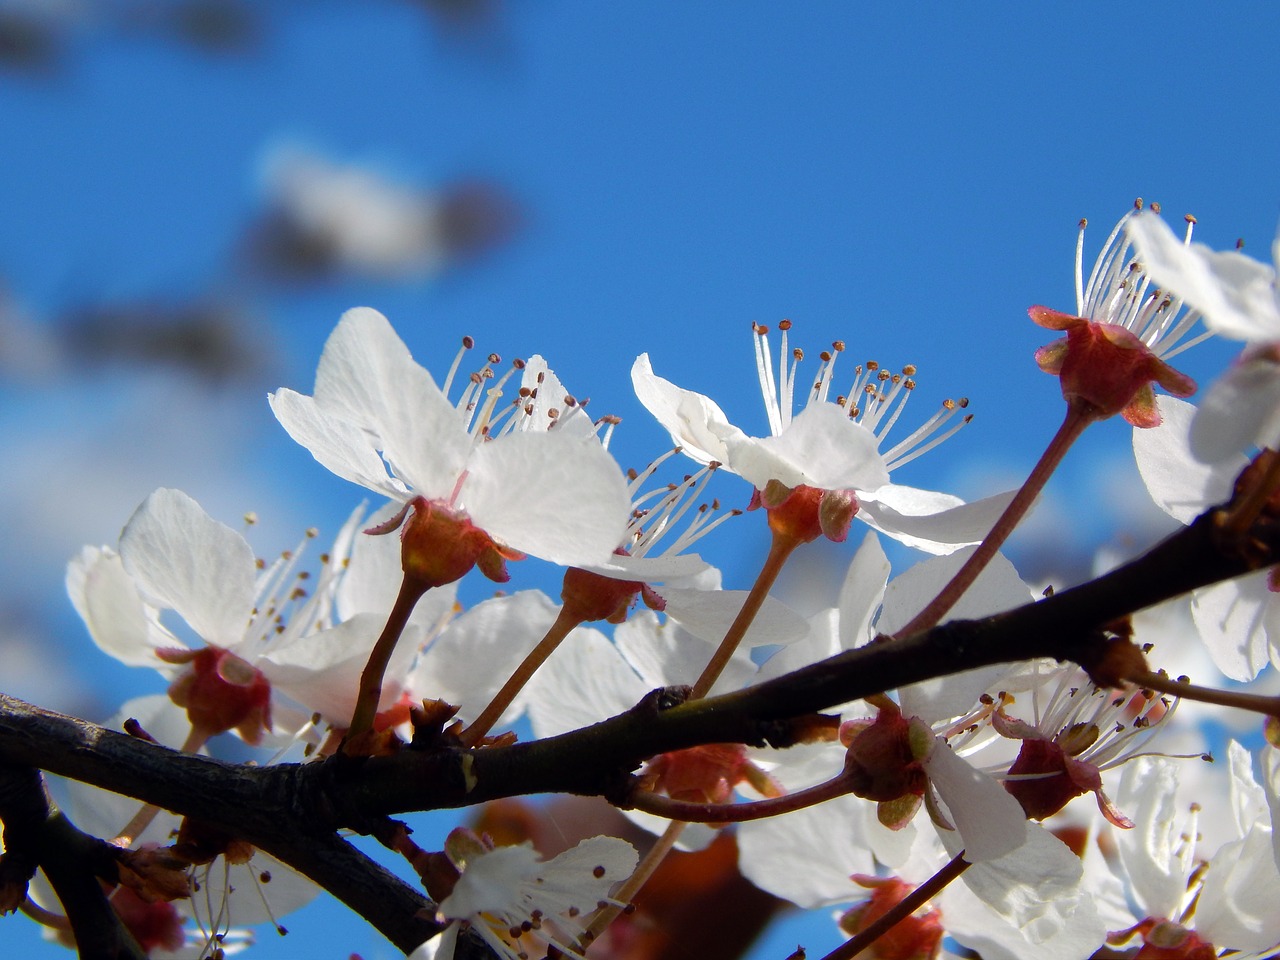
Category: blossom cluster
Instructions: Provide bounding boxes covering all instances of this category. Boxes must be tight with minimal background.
[9,204,1280,960]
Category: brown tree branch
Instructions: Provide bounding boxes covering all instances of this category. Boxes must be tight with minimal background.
[0,763,144,960]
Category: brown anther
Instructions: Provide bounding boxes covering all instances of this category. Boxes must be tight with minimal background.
[902,364,917,376]
[469,371,483,384]
[832,340,845,351]
[1150,201,1161,214]
[755,322,770,336]
[547,409,559,419]
[1185,214,1197,225]
[523,403,534,415]
[512,358,526,369]
[1078,217,1088,230]
[1237,238,1246,250]
[626,468,639,480]
[536,371,545,384]
[866,360,879,371]
[711,498,720,509]
[903,379,916,390]
[819,350,832,362]
[592,865,606,878]
[488,352,501,364]
[564,395,577,406]
[958,397,970,407]
[943,399,956,410]
[779,318,792,330]
[1133,198,1144,210]
[793,347,804,360]
[519,386,532,397]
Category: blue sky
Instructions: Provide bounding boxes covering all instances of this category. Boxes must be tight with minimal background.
[2,3,1279,958]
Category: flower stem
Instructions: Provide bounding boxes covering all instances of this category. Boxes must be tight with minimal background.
[345,576,428,747]
[112,726,208,846]
[460,606,584,747]
[690,533,799,699]
[1129,669,1280,718]
[898,407,1091,636]
[582,820,687,952]
[815,852,969,960]
[628,771,853,823]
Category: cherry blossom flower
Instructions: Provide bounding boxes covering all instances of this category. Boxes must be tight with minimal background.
[270,307,629,577]
[66,488,366,744]
[1030,206,1203,427]
[1126,209,1280,343]
[409,829,637,960]
[633,321,1011,554]
[1103,744,1280,958]
[985,661,1181,828]
[1128,210,1280,460]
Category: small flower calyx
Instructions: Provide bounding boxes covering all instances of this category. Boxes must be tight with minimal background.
[840,700,931,829]
[375,495,525,589]
[638,743,783,807]
[157,645,271,743]
[1031,306,1197,426]
[750,481,859,544]
[560,556,666,624]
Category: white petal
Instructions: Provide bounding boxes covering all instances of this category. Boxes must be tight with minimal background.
[412,591,561,725]
[736,793,875,908]
[260,615,418,725]
[119,489,256,650]
[941,825,1105,960]
[1190,572,1277,681]
[631,354,740,464]
[924,737,1027,861]
[836,532,890,651]
[1264,746,1280,874]
[526,627,649,738]
[1197,827,1280,952]
[615,607,756,693]
[460,431,629,565]
[1134,396,1243,522]
[519,356,599,439]
[659,587,807,648]
[1191,354,1280,460]
[1227,739,1269,836]
[727,404,888,491]
[269,388,407,500]
[857,486,1014,555]
[1127,211,1280,342]
[572,552,710,582]
[1115,756,1188,919]
[68,547,176,667]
